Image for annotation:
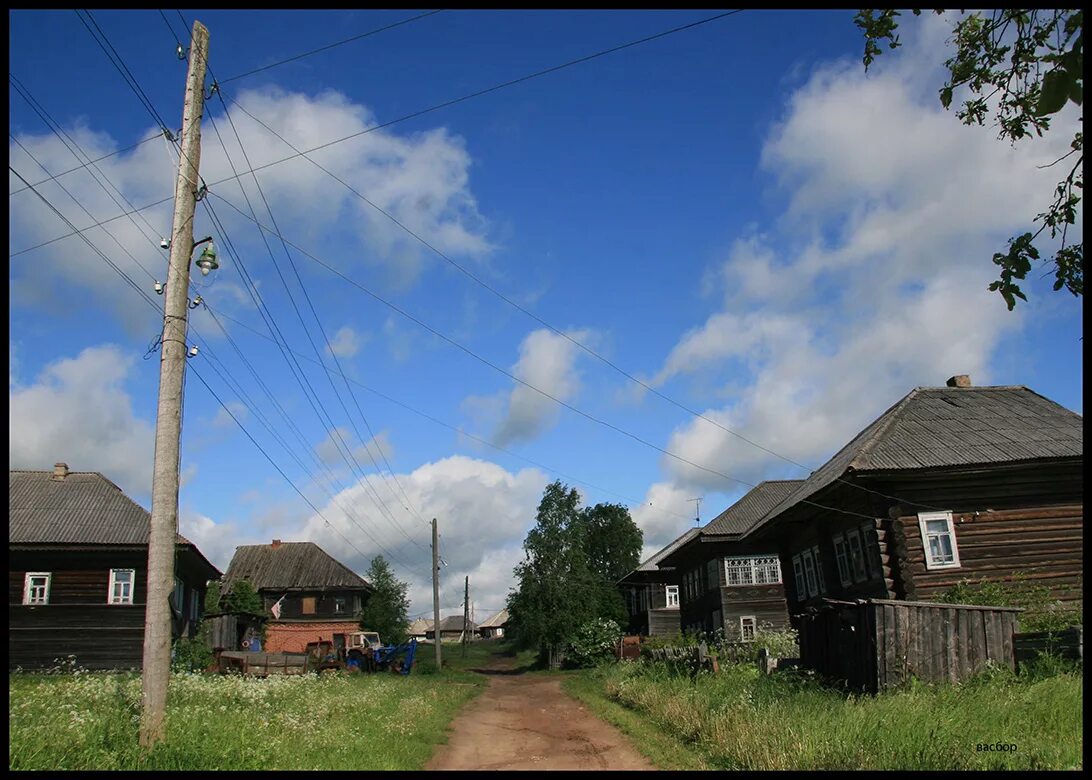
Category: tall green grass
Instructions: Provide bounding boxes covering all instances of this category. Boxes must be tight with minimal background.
[575,660,1082,770]
[9,667,486,770]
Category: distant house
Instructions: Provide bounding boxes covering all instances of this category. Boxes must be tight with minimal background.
[616,529,697,636]
[478,609,509,639]
[657,481,802,641]
[221,540,374,653]
[9,463,221,670]
[408,617,433,640]
[743,377,1083,615]
[426,615,478,641]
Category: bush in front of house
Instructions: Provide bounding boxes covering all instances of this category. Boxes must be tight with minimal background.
[565,618,623,668]
[172,633,215,673]
[936,575,1081,634]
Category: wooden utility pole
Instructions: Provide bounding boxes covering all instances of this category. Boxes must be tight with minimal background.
[462,576,470,657]
[432,518,442,670]
[140,19,209,748]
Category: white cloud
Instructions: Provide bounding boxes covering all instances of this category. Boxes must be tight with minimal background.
[649,12,1078,492]
[8,345,155,498]
[9,86,492,332]
[327,325,366,358]
[466,328,592,447]
[629,481,706,558]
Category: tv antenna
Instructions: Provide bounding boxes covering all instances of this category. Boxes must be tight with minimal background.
[688,497,703,524]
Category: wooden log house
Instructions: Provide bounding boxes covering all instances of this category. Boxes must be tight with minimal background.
[9,464,221,670]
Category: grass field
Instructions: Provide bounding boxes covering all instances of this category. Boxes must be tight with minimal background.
[565,659,1083,770]
[9,657,487,770]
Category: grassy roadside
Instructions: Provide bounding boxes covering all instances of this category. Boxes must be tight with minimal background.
[568,660,1083,770]
[9,662,487,770]
[562,672,714,770]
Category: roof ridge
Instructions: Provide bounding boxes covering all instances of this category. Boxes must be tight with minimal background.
[848,387,922,471]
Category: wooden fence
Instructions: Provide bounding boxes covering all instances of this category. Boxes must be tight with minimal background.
[1014,626,1083,667]
[799,598,1023,692]
[642,643,718,675]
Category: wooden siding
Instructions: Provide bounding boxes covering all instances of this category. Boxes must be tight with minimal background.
[9,604,145,670]
[9,547,211,670]
[799,598,1022,692]
[648,608,681,636]
[896,504,1083,603]
[719,584,790,641]
[261,590,365,620]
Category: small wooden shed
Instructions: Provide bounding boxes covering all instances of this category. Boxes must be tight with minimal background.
[799,597,1023,692]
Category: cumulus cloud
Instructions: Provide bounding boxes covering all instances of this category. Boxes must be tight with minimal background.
[9,86,492,333]
[650,12,1078,491]
[9,345,155,499]
[327,325,366,358]
[465,328,592,447]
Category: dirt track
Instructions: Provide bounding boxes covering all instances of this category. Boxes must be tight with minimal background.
[426,655,654,771]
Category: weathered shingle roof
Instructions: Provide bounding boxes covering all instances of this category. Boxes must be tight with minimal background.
[10,469,196,547]
[703,480,805,536]
[747,385,1083,537]
[408,617,433,634]
[479,609,509,628]
[434,615,477,632]
[222,542,373,592]
[634,528,701,573]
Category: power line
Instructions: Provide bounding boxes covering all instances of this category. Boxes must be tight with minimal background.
[11,156,430,584]
[209,306,699,527]
[207,191,885,524]
[198,11,745,191]
[7,130,166,197]
[218,10,445,84]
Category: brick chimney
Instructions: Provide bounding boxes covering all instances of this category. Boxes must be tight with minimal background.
[946,375,972,388]
[271,539,282,549]
[51,462,69,481]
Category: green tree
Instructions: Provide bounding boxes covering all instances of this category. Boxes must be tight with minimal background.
[359,555,410,644]
[507,482,600,668]
[855,9,1083,309]
[221,579,263,615]
[204,580,222,615]
[576,502,643,626]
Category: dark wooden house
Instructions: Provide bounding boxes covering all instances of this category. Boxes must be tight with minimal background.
[221,540,374,653]
[743,377,1083,616]
[617,529,697,636]
[657,481,802,641]
[9,464,221,670]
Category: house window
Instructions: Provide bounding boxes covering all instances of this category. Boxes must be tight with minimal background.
[172,577,185,613]
[919,511,961,570]
[863,524,883,579]
[109,569,135,605]
[23,572,51,605]
[801,551,818,597]
[302,596,316,614]
[846,529,868,581]
[724,556,783,586]
[706,558,719,591]
[740,616,757,642]
[334,597,346,614]
[190,589,201,623]
[791,555,806,601]
[811,545,826,593]
[833,534,852,586]
[711,609,722,633]
[665,585,679,608]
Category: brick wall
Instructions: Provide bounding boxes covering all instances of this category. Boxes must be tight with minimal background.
[264,621,362,653]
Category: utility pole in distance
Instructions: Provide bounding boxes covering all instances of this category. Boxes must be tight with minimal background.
[140,19,209,749]
[432,518,442,670]
[462,575,470,657]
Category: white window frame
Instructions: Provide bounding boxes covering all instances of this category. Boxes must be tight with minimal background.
[792,554,806,601]
[739,615,757,642]
[109,569,135,605]
[918,511,961,570]
[833,534,852,586]
[801,550,818,598]
[811,546,827,593]
[333,596,346,614]
[724,556,783,587]
[23,572,51,605]
[665,585,679,608]
[846,528,868,582]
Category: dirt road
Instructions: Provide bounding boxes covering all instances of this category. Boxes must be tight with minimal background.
[426,655,654,771]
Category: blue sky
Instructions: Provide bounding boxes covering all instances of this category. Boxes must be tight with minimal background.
[9,9,1083,620]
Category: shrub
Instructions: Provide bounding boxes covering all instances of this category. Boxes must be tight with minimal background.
[172,633,214,673]
[936,575,1081,634]
[566,618,623,668]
